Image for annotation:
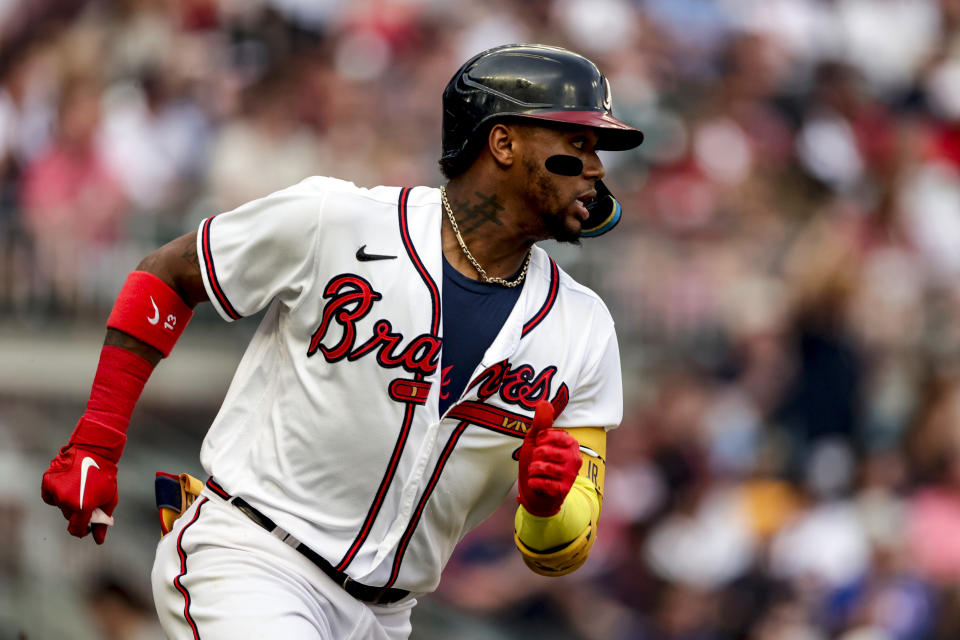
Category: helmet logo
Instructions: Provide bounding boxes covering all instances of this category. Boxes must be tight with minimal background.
[603,77,613,112]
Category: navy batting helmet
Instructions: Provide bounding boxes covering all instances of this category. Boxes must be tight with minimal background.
[440,44,643,237]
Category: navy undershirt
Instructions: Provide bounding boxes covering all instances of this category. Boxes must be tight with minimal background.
[439,256,524,416]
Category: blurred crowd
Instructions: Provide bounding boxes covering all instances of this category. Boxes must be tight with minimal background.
[4,0,960,638]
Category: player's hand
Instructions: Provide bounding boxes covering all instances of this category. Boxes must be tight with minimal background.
[517,401,582,517]
[41,444,119,544]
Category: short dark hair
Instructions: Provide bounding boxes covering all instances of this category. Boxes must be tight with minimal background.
[438,150,473,179]
[438,122,494,179]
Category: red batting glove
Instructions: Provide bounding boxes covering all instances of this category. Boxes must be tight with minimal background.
[41,345,152,543]
[42,418,126,544]
[518,401,583,517]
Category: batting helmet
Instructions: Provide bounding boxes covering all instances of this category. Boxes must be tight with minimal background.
[440,44,643,237]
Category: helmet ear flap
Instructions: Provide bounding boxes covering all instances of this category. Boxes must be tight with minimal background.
[580,180,621,238]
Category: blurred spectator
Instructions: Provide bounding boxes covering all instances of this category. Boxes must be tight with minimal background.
[0,34,56,313]
[775,212,865,474]
[905,369,960,584]
[207,67,327,211]
[20,75,126,314]
[99,67,212,236]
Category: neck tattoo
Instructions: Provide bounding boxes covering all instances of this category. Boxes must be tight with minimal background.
[440,185,531,288]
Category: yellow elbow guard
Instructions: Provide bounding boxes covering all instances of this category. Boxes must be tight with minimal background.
[514,426,606,577]
[514,517,595,577]
[514,476,601,577]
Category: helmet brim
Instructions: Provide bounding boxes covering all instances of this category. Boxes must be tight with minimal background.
[516,111,644,151]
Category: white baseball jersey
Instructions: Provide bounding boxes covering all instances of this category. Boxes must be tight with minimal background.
[193,177,623,595]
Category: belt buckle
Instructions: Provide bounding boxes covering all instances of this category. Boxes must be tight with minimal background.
[340,574,354,590]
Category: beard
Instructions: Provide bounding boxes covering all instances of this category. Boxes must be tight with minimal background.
[541,206,582,245]
[527,159,583,245]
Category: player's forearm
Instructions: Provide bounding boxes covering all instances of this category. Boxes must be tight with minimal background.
[57,235,206,465]
[77,232,209,443]
[40,233,208,544]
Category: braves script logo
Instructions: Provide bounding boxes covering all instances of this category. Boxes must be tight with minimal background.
[468,359,560,411]
[308,274,441,376]
[439,365,454,400]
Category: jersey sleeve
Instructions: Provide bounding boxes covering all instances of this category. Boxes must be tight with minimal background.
[555,316,623,430]
[196,180,326,321]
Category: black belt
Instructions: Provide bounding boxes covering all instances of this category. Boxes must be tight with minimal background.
[206,478,410,605]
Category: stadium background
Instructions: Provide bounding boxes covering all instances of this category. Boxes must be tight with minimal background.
[3,0,960,638]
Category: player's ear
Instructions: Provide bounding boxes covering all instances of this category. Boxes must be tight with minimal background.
[487,122,519,169]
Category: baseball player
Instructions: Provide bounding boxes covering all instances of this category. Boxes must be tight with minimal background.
[40,44,643,639]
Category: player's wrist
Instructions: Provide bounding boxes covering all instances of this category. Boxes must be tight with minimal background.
[67,416,128,462]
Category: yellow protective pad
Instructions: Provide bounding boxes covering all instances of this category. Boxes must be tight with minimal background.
[515,475,598,553]
[570,427,606,499]
[514,426,606,576]
[514,513,596,577]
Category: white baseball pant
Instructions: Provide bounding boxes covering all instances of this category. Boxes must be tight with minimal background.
[151,491,415,639]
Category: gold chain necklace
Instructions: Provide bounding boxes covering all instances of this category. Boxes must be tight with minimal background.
[440,185,531,288]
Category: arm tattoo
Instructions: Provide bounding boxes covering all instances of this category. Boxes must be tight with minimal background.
[452,192,505,234]
[181,246,199,269]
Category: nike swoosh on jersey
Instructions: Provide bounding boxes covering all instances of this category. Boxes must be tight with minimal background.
[148,297,160,325]
[80,456,100,510]
[356,245,397,261]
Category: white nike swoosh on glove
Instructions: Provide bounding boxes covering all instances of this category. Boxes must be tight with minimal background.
[80,456,100,510]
